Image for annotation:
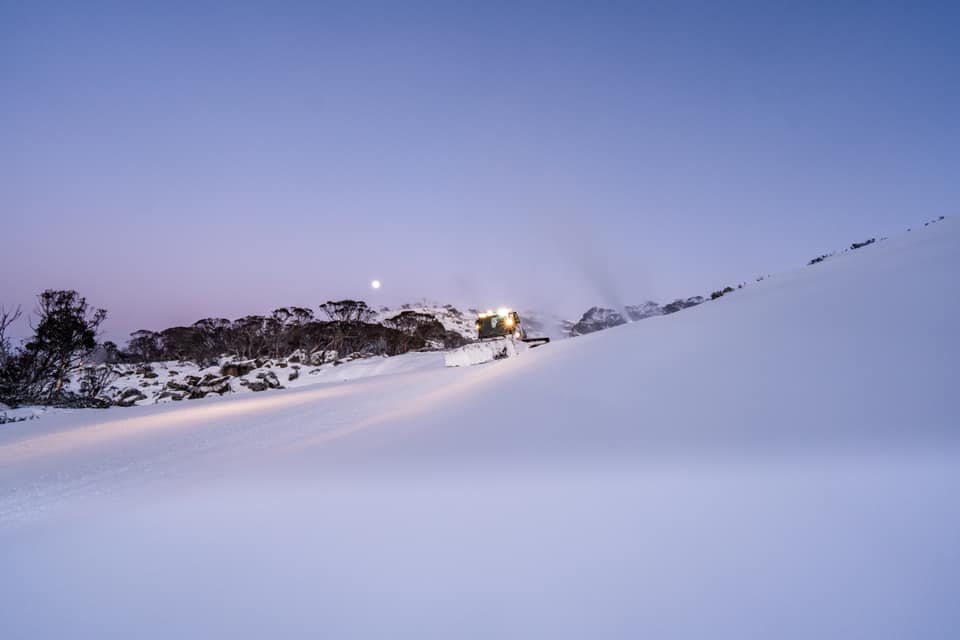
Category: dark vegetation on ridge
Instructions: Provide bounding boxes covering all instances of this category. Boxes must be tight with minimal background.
[0,297,467,409]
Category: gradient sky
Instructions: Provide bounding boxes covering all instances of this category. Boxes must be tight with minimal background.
[3,1,958,341]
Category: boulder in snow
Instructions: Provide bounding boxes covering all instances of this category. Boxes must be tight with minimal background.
[245,380,269,392]
[220,362,256,378]
[116,388,147,407]
[256,371,281,389]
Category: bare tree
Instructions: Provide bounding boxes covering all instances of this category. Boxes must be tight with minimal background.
[78,364,116,400]
[0,305,21,369]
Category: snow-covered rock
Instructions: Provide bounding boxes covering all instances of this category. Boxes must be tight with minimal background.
[624,301,664,320]
[662,295,705,314]
[569,306,628,335]
[115,388,147,407]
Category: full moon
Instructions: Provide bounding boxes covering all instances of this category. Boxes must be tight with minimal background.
[371,280,381,290]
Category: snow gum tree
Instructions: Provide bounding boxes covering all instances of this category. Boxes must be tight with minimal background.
[22,290,106,399]
[319,300,375,323]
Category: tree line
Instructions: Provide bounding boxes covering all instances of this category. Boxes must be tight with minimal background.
[0,292,467,408]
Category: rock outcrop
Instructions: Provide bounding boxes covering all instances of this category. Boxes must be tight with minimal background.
[570,307,627,336]
[570,297,706,336]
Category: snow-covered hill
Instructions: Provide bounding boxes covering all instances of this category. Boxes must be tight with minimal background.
[1,219,958,639]
[374,303,478,340]
[18,302,704,417]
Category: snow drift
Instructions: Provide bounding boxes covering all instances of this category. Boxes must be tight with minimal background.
[444,338,527,367]
[1,219,958,639]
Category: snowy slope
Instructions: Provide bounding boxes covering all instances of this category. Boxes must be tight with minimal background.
[57,350,448,408]
[1,219,958,639]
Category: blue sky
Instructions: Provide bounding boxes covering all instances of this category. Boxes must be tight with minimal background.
[2,1,958,339]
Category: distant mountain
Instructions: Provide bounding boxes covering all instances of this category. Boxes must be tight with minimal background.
[570,296,706,336]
